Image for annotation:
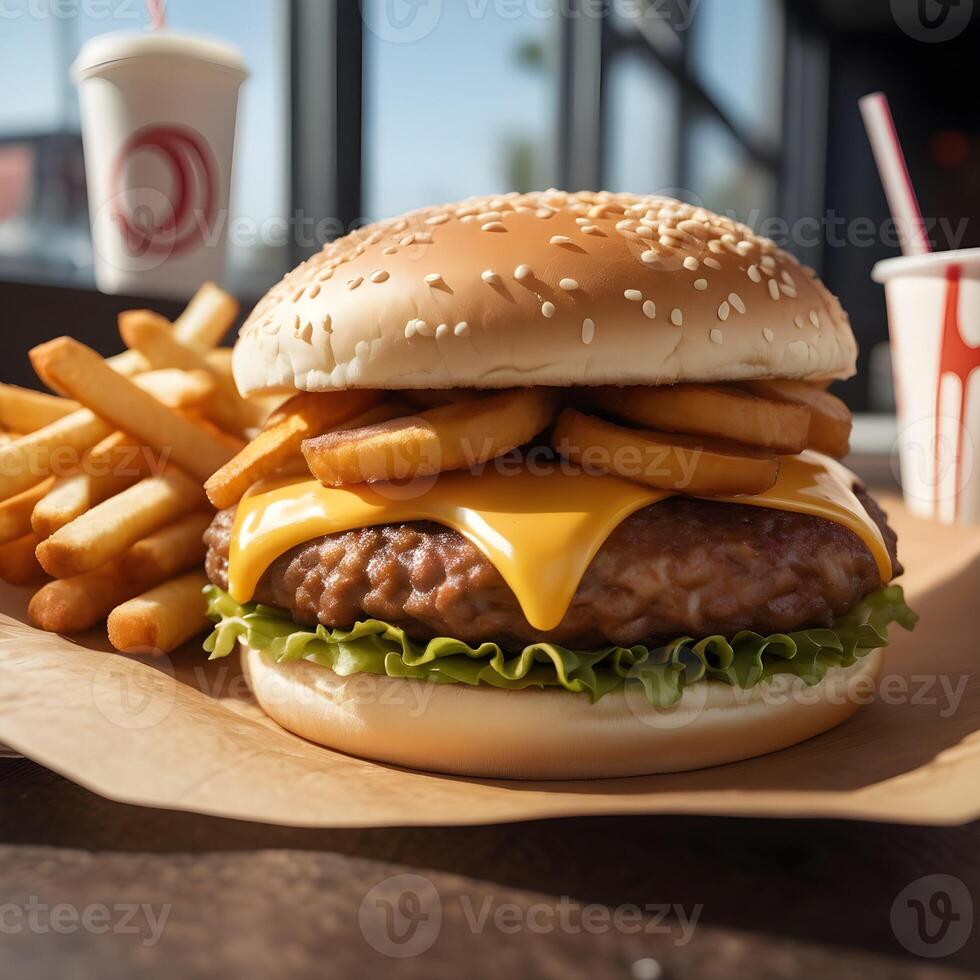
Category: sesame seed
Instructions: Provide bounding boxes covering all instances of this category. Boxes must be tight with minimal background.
[694,278,708,291]
[536,207,555,219]
[710,328,724,344]
[416,320,435,338]
[624,289,643,302]
[761,255,777,269]
[643,300,657,320]
[794,315,805,329]
[322,314,332,332]
[729,292,745,314]
[747,265,762,283]
[309,284,321,298]
[780,283,798,298]
[297,321,313,343]
[581,318,595,345]
[763,328,775,342]
[478,211,502,223]
[659,236,675,248]
[641,250,658,264]
[782,270,795,286]
[708,240,724,253]
[415,232,433,244]
[718,302,731,321]
[514,264,532,281]
[426,213,450,225]
[582,225,603,236]
[615,219,635,231]
[369,270,389,283]
[454,321,470,337]
[482,221,507,233]
[382,246,397,255]
[575,217,590,225]
[559,278,579,291]
[405,320,418,339]
[810,310,821,328]
[683,256,700,271]
[736,241,754,255]
[703,257,722,271]
[636,226,655,239]
[347,276,363,290]
[541,302,556,318]
[435,323,450,339]
[550,235,573,246]
[768,279,781,300]
[482,270,501,285]
[424,273,443,286]
[671,308,684,327]
[400,234,415,246]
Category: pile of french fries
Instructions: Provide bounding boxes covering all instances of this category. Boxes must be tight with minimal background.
[0,283,281,655]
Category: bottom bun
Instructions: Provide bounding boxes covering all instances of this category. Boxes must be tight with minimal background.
[241,642,884,780]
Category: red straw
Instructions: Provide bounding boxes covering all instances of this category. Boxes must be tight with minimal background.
[146,0,166,30]
[859,92,931,256]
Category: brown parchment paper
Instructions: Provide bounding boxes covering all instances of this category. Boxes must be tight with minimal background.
[0,494,977,828]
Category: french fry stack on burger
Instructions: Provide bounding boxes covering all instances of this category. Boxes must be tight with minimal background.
[199,191,917,779]
[0,283,268,653]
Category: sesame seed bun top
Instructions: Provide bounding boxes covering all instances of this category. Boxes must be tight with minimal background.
[232,190,858,395]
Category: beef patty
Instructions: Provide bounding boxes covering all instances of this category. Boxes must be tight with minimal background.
[205,486,901,650]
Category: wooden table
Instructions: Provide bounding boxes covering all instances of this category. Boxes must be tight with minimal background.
[1,756,976,978]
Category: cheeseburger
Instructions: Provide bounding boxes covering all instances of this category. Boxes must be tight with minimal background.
[202,190,916,779]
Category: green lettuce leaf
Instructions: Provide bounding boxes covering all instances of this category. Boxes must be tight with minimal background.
[203,585,917,708]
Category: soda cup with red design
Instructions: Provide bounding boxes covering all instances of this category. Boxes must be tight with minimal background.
[873,250,980,525]
[72,32,248,299]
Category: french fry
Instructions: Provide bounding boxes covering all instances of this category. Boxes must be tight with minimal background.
[0,409,112,500]
[173,282,239,351]
[0,477,55,545]
[121,511,211,580]
[0,531,46,586]
[107,349,150,376]
[30,432,157,538]
[205,389,381,509]
[302,389,560,487]
[0,384,79,432]
[107,571,210,654]
[29,337,236,483]
[552,408,780,496]
[36,466,206,578]
[120,309,263,434]
[590,384,812,455]
[134,368,215,408]
[28,564,135,633]
[736,379,852,458]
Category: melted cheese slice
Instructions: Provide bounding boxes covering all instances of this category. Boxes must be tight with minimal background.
[228,450,892,633]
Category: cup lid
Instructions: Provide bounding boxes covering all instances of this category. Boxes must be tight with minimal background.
[72,30,248,82]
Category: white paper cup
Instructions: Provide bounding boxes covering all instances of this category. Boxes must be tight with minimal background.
[72,32,248,299]
[873,249,980,524]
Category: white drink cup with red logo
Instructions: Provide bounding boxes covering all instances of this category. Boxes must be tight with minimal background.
[72,32,248,299]
[873,249,980,525]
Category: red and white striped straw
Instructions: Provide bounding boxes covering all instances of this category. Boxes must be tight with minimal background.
[859,92,931,256]
[146,0,166,31]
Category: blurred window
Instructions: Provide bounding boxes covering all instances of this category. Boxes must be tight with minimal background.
[604,53,680,197]
[602,0,785,226]
[362,0,561,220]
[688,0,784,147]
